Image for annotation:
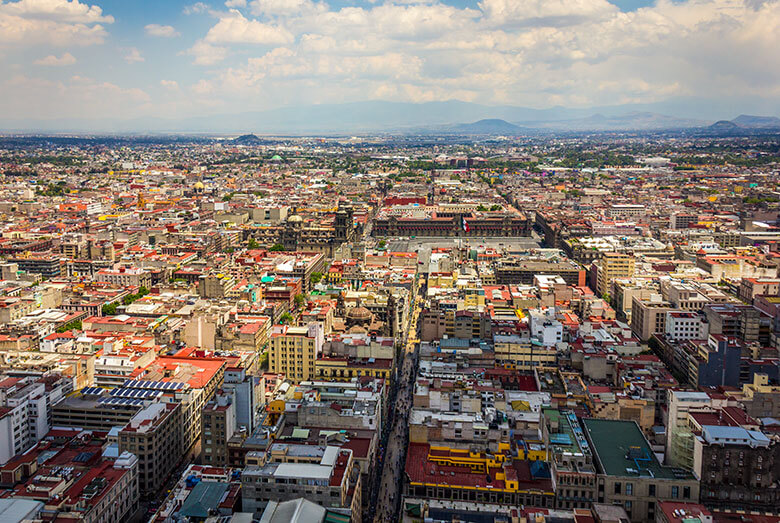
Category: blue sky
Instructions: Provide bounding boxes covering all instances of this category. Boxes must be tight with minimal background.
[1,0,778,122]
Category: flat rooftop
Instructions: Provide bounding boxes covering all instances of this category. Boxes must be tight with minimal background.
[582,418,692,480]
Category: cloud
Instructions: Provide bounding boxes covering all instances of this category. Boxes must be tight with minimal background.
[204,9,294,45]
[0,74,150,120]
[123,47,144,63]
[0,0,113,23]
[248,0,324,17]
[185,40,229,65]
[34,52,76,66]
[183,2,208,15]
[0,0,113,46]
[145,23,180,37]
[225,0,246,7]
[160,79,179,89]
[184,0,780,111]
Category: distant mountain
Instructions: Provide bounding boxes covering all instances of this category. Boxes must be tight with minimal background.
[3,99,780,134]
[233,133,262,144]
[732,114,780,128]
[520,111,707,131]
[450,119,524,134]
[709,120,740,130]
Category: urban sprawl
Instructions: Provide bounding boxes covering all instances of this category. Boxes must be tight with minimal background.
[0,132,779,523]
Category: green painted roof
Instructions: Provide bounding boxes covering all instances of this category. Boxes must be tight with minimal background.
[179,481,229,518]
[583,418,692,480]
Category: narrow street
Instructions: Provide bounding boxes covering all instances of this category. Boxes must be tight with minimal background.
[371,292,422,523]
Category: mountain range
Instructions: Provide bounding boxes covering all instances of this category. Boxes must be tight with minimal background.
[2,99,780,134]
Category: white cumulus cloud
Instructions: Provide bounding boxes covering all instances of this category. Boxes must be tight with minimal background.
[34,52,76,66]
[145,23,180,37]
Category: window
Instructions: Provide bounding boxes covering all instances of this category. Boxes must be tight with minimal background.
[649,484,656,497]
[625,483,633,496]
[683,487,691,499]
[614,483,621,495]
[672,486,679,499]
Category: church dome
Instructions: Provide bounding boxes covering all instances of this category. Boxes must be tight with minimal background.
[346,306,372,323]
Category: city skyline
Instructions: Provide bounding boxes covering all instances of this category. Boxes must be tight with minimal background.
[2,0,780,126]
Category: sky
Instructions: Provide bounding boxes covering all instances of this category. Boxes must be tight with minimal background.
[1,0,779,122]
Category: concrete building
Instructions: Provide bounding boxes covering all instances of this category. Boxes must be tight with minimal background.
[118,402,182,498]
[631,297,673,342]
[693,425,778,512]
[241,447,361,521]
[596,253,635,298]
[583,418,699,523]
[269,324,324,384]
[664,311,707,342]
[201,391,236,466]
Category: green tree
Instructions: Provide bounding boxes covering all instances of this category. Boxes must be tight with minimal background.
[102,302,118,316]
[377,239,387,248]
[269,243,285,251]
[56,319,82,333]
[294,293,306,308]
[279,312,294,325]
[310,272,323,284]
[489,204,502,211]
[248,237,260,249]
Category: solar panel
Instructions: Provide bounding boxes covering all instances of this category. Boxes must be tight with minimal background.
[81,387,104,396]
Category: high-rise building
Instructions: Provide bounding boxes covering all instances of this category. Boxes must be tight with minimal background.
[269,324,323,384]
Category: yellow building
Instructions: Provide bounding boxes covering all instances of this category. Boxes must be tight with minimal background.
[268,324,323,384]
[315,357,393,381]
[494,337,557,369]
[596,252,635,297]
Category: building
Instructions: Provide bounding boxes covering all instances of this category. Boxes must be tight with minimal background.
[51,387,147,432]
[583,418,699,523]
[201,391,236,466]
[269,324,324,384]
[0,376,68,465]
[241,446,361,521]
[738,278,780,304]
[404,442,555,509]
[118,402,182,498]
[693,425,778,512]
[0,431,139,523]
[632,297,674,342]
[596,253,635,298]
[664,312,707,342]
[95,267,152,288]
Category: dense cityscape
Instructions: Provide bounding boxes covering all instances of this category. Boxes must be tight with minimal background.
[0,130,777,523]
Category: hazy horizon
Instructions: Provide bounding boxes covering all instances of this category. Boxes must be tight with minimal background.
[2,0,780,128]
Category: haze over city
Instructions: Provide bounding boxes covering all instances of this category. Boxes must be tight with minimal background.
[2,0,780,131]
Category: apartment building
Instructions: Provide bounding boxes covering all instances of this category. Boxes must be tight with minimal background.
[118,402,182,498]
[596,253,635,297]
[583,419,699,523]
[693,425,778,512]
[241,447,361,521]
[95,267,152,288]
[631,297,673,341]
[269,324,324,384]
[201,391,236,467]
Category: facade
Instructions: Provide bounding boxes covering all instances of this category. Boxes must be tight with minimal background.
[269,324,324,384]
[583,418,699,523]
[632,297,673,342]
[118,402,182,498]
[201,391,236,466]
[241,447,361,521]
[693,425,778,512]
[664,311,707,342]
[596,253,635,297]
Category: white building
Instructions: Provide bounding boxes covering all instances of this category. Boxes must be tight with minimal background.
[664,311,707,341]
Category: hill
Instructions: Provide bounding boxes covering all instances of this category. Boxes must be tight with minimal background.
[732,115,780,128]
